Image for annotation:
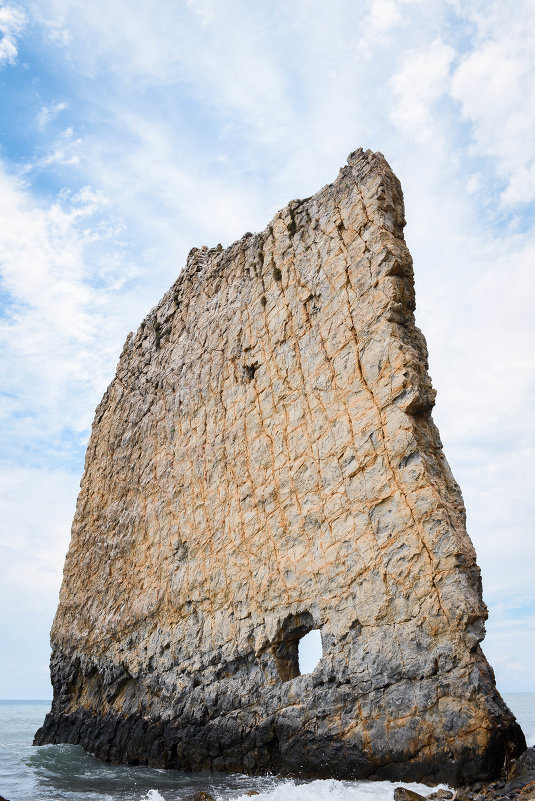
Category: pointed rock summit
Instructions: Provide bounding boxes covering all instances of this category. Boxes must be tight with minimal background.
[35,150,525,783]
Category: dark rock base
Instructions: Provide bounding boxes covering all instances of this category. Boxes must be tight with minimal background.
[394,747,535,801]
[34,706,526,786]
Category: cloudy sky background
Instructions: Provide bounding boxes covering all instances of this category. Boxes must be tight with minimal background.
[0,0,533,699]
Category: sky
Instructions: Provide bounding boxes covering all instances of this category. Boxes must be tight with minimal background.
[0,0,533,700]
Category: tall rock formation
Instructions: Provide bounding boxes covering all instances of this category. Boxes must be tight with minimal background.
[35,149,525,783]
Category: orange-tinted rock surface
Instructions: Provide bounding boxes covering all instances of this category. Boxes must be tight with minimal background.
[35,149,525,783]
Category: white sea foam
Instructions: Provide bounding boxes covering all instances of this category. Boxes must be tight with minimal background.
[227,778,446,801]
[137,778,447,801]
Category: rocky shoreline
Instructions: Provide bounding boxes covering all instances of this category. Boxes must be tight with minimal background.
[395,746,535,801]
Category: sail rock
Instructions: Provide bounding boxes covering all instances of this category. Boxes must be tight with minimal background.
[35,149,525,784]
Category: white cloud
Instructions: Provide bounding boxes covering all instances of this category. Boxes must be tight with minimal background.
[428,234,535,608]
[0,162,144,464]
[466,172,481,194]
[36,100,68,130]
[38,125,82,166]
[484,615,535,696]
[0,465,75,600]
[450,0,535,207]
[0,2,25,65]
[369,0,401,35]
[0,28,16,61]
[391,38,455,143]
[185,0,216,26]
[0,464,78,698]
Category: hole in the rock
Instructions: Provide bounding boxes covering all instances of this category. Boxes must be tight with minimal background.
[271,612,322,681]
[298,628,322,674]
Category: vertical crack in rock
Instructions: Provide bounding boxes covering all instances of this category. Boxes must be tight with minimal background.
[34,149,525,784]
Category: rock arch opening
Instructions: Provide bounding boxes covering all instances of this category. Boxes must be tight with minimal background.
[271,611,322,681]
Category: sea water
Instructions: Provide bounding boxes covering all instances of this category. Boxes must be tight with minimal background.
[0,695,533,801]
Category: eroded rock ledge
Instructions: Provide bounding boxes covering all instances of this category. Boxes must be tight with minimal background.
[35,149,525,783]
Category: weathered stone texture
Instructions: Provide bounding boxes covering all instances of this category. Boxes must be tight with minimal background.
[35,149,525,783]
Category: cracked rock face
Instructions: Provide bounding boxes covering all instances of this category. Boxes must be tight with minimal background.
[35,149,525,784]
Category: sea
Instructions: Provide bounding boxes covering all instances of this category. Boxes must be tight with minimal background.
[0,695,533,801]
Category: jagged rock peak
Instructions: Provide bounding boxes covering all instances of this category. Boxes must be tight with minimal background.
[35,149,525,783]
